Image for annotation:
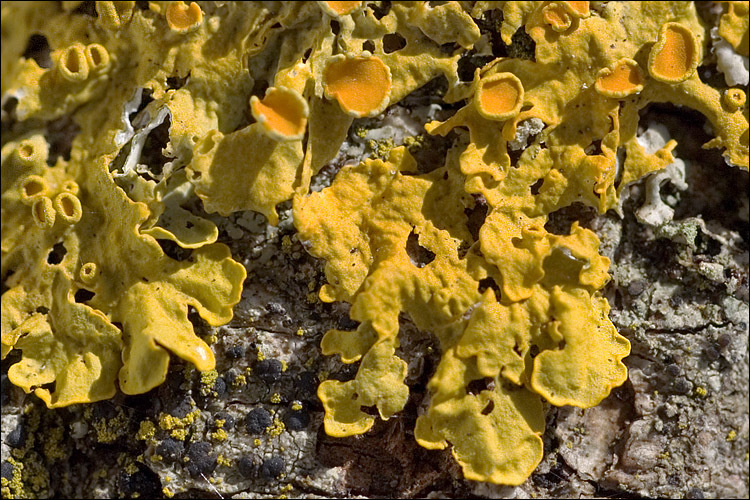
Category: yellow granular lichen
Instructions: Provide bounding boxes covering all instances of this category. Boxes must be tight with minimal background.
[170,429,188,440]
[92,408,130,444]
[199,369,219,394]
[158,408,200,441]
[231,373,247,388]
[210,428,228,442]
[43,425,67,461]
[266,418,286,438]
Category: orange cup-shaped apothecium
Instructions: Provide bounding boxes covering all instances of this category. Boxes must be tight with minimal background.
[324,55,392,118]
[595,59,645,98]
[250,87,309,141]
[474,72,525,121]
[648,22,700,84]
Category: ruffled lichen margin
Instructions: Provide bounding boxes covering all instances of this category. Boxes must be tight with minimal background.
[1,0,747,487]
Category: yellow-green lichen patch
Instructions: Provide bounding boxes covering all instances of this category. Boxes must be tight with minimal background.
[0,1,471,224]
[187,125,304,224]
[295,147,630,484]
[1,136,246,406]
[92,407,131,444]
[1,1,255,407]
[2,0,749,489]
[136,420,157,444]
[96,1,135,31]
[718,1,749,57]
[293,4,747,486]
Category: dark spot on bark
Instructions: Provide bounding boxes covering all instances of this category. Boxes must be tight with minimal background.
[254,359,283,384]
[237,456,256,478]
[6,422,26,448]
[245,408,272,434]
[283,408,310,431]
[156,438,184,463]
[118,464,161,498]
[186,441,217,478]
[260,456,285,479]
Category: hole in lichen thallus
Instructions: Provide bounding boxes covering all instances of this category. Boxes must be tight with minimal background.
[129,88,154,125]
[383,33,406,54]
[362,40,375,53]
[46,116,81,166]
[544,202,597,236]
[72,1,98,17]
[458,54,495,82]
[74,288,96,303]
[508,27,536,62]
[157,239,192,261]
[530,178,544,195]
[405,229,436,268]
[614,147,626,189]
[467,377,495,395]
[47,242,67,264]
[23,34,52,69]
[475,9,507,58]
[508,144,525,167]
[542,247,585,286]
[166,72,190,90]
[477,277,502,299]
[369,1,391,20]
[587,139,603,156]
[40,381,56,395]
[465,195,488,243]
[330,20,340,35]
[481,400,495,415]
[139,115,172,178]
[187,306,208,332]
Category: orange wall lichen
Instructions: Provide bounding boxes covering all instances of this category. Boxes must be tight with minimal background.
[1,0,747,486]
